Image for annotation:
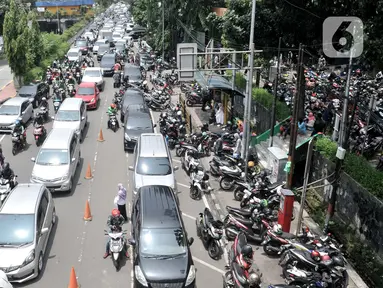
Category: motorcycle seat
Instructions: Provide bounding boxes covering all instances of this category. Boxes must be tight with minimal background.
[231,262,248,286]
[267,183,281,190]
[281,232,297,239]
[226,206,252,217]
[269,285,297,288]
[232,216,253,227]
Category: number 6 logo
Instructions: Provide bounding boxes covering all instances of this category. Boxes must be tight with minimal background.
[323,17,363,58]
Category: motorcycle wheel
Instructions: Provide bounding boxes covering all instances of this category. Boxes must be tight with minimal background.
[112,254,120,271]
[112,125,117,133]
[12,146,16,156]
[263,243,279,256]
[186,99,193,107]
[204,146,211,156]
[220,177,233,190]
[282,258,294,279]
[190,186,200,200]
[209,166,219,177]
[233,187,244,201]
[208,241,221,260]
[176,147,184,157]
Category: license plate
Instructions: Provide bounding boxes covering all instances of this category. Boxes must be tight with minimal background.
[49,188,55,192]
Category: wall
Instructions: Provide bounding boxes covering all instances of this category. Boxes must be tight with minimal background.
[309,152,383,256]
[44,5,92,16]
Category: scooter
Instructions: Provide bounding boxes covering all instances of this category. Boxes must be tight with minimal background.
[53,95,62,113]
[33,124,47,146]
[196,208,223,259]
[181,150,200,175]
[0,176,17,206]
[190,168,212,200]
[11,131,26,156]
[39,106,49,123]
[107,113,119,132]
[104,229,127,271]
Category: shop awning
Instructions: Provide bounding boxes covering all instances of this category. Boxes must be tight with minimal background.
[194,71,245,97]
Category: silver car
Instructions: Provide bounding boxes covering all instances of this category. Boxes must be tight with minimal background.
[0,183,55,283]
[81,67,105,91]
[0,97,33,133]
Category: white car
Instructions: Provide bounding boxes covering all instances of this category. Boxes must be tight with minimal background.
[93,39,108,55]
[83,31,95,42]
[81,67,105,91]
[0,97,33,133]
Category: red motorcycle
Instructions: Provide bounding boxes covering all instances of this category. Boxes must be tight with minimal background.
[33,125,46,146]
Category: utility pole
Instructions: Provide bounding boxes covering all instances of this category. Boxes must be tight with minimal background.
[324,47,354,233]
[287,43,304,189]
[361,95,375,155]
[161,0,165,60]
[242,0,256,178]
[269,37,282,147]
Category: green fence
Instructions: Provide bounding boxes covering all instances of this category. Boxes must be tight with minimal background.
[250,117,290,146]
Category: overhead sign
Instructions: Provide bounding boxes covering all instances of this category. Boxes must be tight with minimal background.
[37,7,45,12]
[177,43,197,81]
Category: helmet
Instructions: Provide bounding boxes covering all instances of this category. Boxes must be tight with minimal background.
[15,120,21,126]
[273,224,283,235]
[3,162,9,171]
[234,133,239,139]
[241,245,253,262]
[42,97,46,101]
[248,161,255,168]
[177,111,182,116]
[311,250,320,261]
[260,199,268,208]
[69,75,72,79]
[111,208,120,217]
[110,103,116,109]
[202,132,207,137]
[332,256,345,267]
[248,273,261,287]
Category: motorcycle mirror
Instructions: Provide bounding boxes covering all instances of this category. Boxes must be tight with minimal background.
[51,116,55,120]
[173,166,179,171]
[188,237,194,246]
[128,166,134,171]
[128,238,136,246]
[31,157,36,162]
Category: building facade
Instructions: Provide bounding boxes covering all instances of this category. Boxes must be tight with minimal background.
[35,0,94,16]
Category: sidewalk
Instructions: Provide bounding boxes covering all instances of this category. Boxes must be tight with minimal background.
[0,81,16,103]
[182,97,368,288]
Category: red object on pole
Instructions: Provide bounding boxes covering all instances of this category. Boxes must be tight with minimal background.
[277,189,295,232]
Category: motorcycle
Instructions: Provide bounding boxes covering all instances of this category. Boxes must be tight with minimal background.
[223,262,261,288]
[11,131,26,155]
[108,113,119,132]
[219,166,244,190]
[33,124,47,146]
[39,106,49,123]
[104,229,127,271]
[190,168,212,200]
[196,208,223,259]
[181,150,200,175]
[0,176,16,206]
[67,84,76,97]
[53,96,62,113]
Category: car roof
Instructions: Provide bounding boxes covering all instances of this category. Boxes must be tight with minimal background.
[42,128,74,149]
[102,53,116,58]
[139,133,168,157]
[59,98,83,110]
[78,82,96,88]
[0,183,44,214]
[3,97,28,105]
[84,67,102,72]
[139,185,181,229]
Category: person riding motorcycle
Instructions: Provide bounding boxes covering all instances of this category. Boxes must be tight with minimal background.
[1,162,15,189]
[107,104,119,129]
[103,208,129,259]
[12,120,26,144]
[40,97,49,110]
[113,70,121,86]
[67,75,76,86]
[33,112,45,127]
[75,64,81,74]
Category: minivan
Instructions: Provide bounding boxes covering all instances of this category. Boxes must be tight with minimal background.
[129,133,178,194]
[67,48,83,62]
[0,183,55,283]
[52,98,87,141]
[129,185,195,288]
[100,53,116,76]
[30,128,81,193]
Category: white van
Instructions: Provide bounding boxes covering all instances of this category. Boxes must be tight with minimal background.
[67,48,82,62]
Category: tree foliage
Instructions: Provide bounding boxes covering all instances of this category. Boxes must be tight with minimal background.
[28,12,44,66]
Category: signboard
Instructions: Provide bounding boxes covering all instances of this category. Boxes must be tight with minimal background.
[37,7,45,12]
[177,43,197,81]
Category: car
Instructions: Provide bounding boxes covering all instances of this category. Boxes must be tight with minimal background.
[100,53,116,76]
[75,82,100,109]
[93,39,108,55]
[124,104,155,151]
[139,53,154,69]
[0,183,56,283]
[112,31,122,41]
[17,83,49,108]
[97,44,111,61]
[0,97,33,132]
[129,185,195,288]
[83,31,95,42]
[66,48,83,62]
[123,64,142,85]
[120,88,145,122]
[30,128,81,192]
[115,42,126,55]
[74,38,89,55]
[81,67,105,91]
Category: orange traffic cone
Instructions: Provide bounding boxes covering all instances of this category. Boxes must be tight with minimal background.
[68,267,79,288]
[84,164,92,179]
[97,129,105,142]
[84,200,92,221]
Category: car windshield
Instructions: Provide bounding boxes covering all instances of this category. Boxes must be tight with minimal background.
[84,70,101,77]
[77,87,94,95]
[0,214,35,246]
[136,157,171,175]
[101,58,115,65]
[0,105,19,115]
[55,110,80,121]
[68,52,79,57]
[36,149,69,165]
[76,40,87,47]
[95,41,105,46]
[98,46,109,53]
[18,86,36,96]
[126,117,151,130]
[139,228,187,257]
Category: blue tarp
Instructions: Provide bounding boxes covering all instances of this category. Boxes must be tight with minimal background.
[35,0,94,7]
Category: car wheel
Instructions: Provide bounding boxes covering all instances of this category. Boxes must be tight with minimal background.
[37,252,44,274]
[68,177,74,193]
[77,152,81,167]
[52,208,56,225]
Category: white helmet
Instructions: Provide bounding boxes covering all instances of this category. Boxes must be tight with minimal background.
[177,111,182,116]
[273,224,282,234]
[42,97,46,101]
[143,80,147,85]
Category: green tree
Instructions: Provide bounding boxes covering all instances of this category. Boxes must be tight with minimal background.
[28,12,44,66]
[3,0,30,87]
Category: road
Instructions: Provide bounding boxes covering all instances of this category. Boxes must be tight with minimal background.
[0,60,13,90]
[2,55,227,288]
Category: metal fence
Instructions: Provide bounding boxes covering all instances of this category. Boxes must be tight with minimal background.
[252,100,273,135]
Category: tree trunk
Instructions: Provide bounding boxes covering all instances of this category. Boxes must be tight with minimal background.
[13,75,23,89]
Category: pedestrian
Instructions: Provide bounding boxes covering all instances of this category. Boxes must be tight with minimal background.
[215,103,224,125]
[233,133,242,159]
[114,183,128,222]
[298,117,306,135]
[311,112,326,136]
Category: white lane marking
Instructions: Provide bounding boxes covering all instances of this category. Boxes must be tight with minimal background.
[202,195,211,211]
[173,159,181,163]
[215,203,221,210]
[178,183,189,188]
[0,135,5,143]
[182,212,196,220]
[149,109,157,133]
[192,256,225,275]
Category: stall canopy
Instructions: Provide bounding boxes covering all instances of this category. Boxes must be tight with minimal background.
[194,71,245,97]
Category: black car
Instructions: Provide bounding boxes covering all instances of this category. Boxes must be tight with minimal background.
[123,64,142,85]
[74,38,89,55]
[123,105,155,150]
[100,53,116,76]
[129,185,195,288]
[97,44,110,61]
[120,88,145,122]
[17,83,49,108]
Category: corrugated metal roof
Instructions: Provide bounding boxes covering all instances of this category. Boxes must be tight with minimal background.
[35,0,94,7]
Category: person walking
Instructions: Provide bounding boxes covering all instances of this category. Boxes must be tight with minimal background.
[114,183,128,222]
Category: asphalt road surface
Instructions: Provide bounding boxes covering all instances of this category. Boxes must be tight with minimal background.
[0,62,13,90]
[3,58,227,288]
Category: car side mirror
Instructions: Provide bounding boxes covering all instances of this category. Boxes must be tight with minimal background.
[71,158,76,162]
[153,124,157,128]
[21,111,25,115]
[51,116,55,120]
[188,237,194,246]
[128,238,136,246]
[41,227,49,234]
[31,157,36,162]
[128,166,134,171]
[173,166,179,171]
[81,116,85,120]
